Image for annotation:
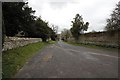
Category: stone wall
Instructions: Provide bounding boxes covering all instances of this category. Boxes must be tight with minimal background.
[68,30,119,48]
[3,37,42,51]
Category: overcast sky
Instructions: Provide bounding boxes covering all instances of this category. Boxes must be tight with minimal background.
[28,0,119,33]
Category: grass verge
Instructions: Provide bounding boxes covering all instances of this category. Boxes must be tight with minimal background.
[2,41,56,78]
[48,40,57,44]
[65,41,118,52]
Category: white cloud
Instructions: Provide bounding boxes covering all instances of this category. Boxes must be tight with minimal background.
[28,0,119,33]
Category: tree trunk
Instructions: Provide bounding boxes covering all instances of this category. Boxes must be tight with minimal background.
[42,38,47,42]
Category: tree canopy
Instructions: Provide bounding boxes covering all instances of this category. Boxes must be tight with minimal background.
[105,1,120,31]
[34,17,55,42]
[2,2,36,36]
[2,2,56,42]
[70,14,89,41]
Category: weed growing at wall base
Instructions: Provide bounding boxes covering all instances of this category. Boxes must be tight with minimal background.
[65,41,118,52]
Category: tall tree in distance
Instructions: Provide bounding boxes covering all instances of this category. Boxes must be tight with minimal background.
[70,14,89,42]
[50,24,58,41]
[61,29,71,42]
[105,1,120,31]
[51,25,58,34]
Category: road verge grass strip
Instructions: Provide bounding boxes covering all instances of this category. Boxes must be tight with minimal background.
[2,41,56,78]
[65,41,118,52]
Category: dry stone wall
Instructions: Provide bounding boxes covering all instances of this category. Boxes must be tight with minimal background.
[3,37,42,51]
[79,31,119,48]
[68,30,119,48]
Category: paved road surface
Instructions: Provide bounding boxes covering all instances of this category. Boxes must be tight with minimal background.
[14,41,118,78]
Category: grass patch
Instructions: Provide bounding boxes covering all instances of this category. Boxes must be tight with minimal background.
[48,40,57,44]
[65,41,118,52]
[2,41,56,78]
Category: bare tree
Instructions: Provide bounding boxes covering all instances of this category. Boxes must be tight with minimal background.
[61,29,72,42]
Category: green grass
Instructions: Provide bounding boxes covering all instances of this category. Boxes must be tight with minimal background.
[2,41,56,78]
[48,40,57,44]
[65,41,119,52]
